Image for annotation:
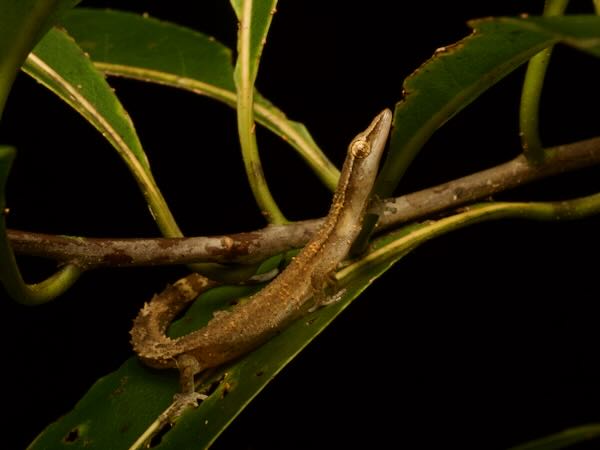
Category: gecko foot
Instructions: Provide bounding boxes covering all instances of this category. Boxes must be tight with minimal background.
[168,392,208,421]
[319,288,346,306]
[308,287,347,312]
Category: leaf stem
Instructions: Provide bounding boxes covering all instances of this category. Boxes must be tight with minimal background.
[234,0,286,224]
[519,0,569,164]
[0,147,81,305]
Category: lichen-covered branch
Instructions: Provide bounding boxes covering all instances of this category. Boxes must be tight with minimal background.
[7,135,600,269]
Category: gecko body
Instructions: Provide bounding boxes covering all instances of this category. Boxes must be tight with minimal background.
[130,109,392,412]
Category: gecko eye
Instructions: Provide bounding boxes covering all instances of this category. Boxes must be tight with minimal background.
[350,139,371,158]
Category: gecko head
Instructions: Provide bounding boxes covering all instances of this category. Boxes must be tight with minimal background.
[349,109,392,159]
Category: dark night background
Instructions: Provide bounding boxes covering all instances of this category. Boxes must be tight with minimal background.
[1,1,600,449]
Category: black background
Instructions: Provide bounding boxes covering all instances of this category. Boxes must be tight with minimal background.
[2,1,600,449]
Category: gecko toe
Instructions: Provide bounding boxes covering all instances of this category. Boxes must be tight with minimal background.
[169,392,208,421]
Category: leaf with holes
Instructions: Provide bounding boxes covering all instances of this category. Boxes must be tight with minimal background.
[57,8,338,191]
[376,15,600,198]
[27,284,257,450]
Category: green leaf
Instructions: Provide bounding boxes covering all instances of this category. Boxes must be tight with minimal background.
[58,8,339,191]
[507,424,600,450]
[376,15,600,198]
[0,0,79,118]
[519,0,569,164]
[23,27,181,237]
[230,0,277,85]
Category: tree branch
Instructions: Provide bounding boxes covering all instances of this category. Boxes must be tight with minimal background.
[376,136,600,229]
[7,136,600,269]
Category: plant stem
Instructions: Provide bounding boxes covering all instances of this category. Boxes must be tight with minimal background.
[0,147,81,305]
[234,0,286,224]
[519,0,569,164]
[234,0,287,224]
[236,91,286,223]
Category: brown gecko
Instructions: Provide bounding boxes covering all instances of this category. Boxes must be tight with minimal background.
[130,108,392,417]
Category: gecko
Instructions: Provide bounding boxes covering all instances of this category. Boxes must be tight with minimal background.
[130,108,392,418]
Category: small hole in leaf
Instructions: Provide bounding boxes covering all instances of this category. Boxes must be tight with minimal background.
[203,373,226,397]
[255,370,264,377]
[306,318,317,325]
[149,422,172,448]
[63,427,80,443]
[221,382,232,398]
